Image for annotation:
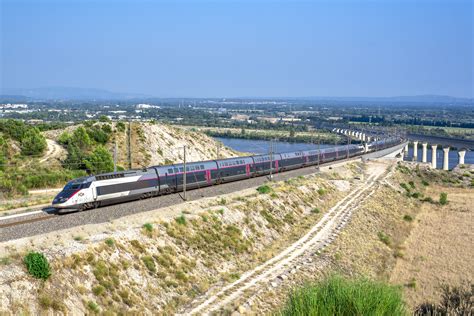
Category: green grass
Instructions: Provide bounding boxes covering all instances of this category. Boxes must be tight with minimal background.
[439,192,448,205]
[142,256,156,273]
[175,215,186,225]
[24,252,51,280]
[142,223,153,233]
[280,274,407,316]
[104,238,115,247]
[377,231,391,246]
[256,184,272,194]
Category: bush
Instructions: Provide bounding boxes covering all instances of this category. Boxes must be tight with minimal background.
[439,192,448,205]
[377,231,391,246]
[143,223,153,233]
[408,181,416,189]
[175,215,186,225]
[104,238,115,247]
[24,252,51,280]
[142,256,156,273]
[280,274,406,315]
[421,180,429,186]
[92,285,105,296]
[256,185,272,194]
[403,215,413,222]
[317,188,326,195]
[84,146,114,174]
[20,128,47,156]
[87,301,100,312]
[311,208,320,214]
[414,283,473,316]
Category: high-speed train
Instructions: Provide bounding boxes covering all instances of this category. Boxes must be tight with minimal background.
[52,137,402,211]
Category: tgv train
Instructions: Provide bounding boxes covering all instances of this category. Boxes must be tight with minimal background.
[52,137,402,211]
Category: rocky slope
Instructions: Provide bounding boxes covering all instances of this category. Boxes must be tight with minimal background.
[43,122,241,169]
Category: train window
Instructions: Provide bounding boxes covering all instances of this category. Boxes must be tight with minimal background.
[174,168,178,173]
[168,168,173,174]
[179,167,184,172]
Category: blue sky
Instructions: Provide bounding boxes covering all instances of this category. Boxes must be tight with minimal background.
[1,0,472,98]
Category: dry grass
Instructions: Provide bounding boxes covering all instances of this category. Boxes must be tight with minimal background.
[390,185,474,309]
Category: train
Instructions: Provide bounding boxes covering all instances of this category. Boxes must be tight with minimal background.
[52,136,402,211]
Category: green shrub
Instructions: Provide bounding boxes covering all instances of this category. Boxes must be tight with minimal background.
[408,181,416,188]
[403,215,413,222]
[311,208,320,214]
[175,215,186,225]
[411,192,421,198]
[142,256,156,273]
[377,231,391,246]
[439,192,448,205]
[400,183,410,192]
[256,185,272,194]
[104,238,115,247]
[421,180,429,186]
[92,285,106,296]
[317,188,326,195]
[24,252,51,280]
[142,223,153,233]
[280,274,406,315]
[87,301,100,313]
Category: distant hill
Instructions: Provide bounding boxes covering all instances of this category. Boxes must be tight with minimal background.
[292,95,473,104]
[0,87,150,101]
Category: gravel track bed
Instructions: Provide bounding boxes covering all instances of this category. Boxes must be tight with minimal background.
[0,144,405,242]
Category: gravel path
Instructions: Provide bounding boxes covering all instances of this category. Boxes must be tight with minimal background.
[0,144,405,242]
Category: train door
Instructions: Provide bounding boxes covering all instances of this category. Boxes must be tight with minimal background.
[205,170,211,184]
[245,164,250,177]
[275,160,279,173]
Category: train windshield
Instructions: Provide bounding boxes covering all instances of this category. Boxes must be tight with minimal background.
[54,181,91,202]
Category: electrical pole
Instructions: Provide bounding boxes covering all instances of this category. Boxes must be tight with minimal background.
[269,139,274,181]
[183,145,187,201]
[114,141,117,173]
[317,135,321,170]
[128,120,132,169]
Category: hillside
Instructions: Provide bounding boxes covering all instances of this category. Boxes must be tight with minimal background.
[0,120,241,210]
[43,121,241,169]
[0,156,472,314]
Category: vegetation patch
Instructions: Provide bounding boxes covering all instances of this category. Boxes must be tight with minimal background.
[439,192,448,205]
[24,252,51,280]
[256,185,272,194]
[280,274,406,315]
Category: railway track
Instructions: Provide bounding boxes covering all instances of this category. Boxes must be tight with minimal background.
[0,212,56,229]
[182,164,388,315]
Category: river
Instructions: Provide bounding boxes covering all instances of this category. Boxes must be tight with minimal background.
[214,137,333,154]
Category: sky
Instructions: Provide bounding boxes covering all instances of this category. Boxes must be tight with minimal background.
[1,0,473,98]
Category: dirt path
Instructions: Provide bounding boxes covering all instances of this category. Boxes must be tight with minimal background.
[182,162,390,315]
[39,139,66,163]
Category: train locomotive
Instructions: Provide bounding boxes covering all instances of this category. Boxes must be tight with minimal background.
[52,137,402,211]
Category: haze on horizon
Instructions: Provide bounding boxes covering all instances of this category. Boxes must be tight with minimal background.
[1,0,473,99]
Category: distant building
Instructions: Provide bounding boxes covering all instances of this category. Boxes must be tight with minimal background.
[136,104,160,109]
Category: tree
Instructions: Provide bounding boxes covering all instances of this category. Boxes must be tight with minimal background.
[0,135,7,171]
[84,146,114,174]
[20,128,47,156]
[71,127,92,150]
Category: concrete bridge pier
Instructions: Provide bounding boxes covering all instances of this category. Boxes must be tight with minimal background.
[422,142,428,163]
[362,133,366,142]
[431,144,438,168]
[443,147,450,170]
[413,141,419,161]
[458,149,466,165]
[404,143,409,155]
[367,136,371,142]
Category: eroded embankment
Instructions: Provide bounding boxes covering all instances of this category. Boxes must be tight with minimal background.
[0,162,364,314]
[245,162,473,314]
